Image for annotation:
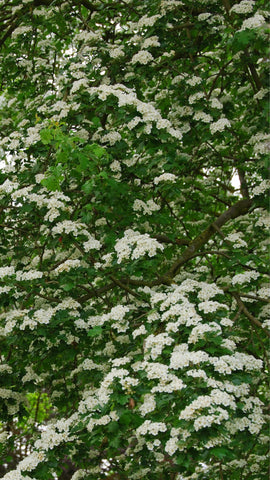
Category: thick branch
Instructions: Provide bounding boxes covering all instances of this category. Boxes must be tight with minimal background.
[222,0,231,15]
[248,63,262,92]
[109,275,143,300]
[237,168,250,199]
[166,198,252,278]
[231,293,270,338]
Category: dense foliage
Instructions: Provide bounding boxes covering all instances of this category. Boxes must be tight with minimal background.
[0,0,269,479]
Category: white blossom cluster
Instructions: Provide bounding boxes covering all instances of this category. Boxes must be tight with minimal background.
[136,420,167,436]
[164,436,179,455]
[86,305,130,335]
[198,300,228,313]
[251,179,270,196]
[11,25,32,37]
[170,344,210,369]
[53,259,81,275]
[211,97,223,109]
[188,322,222,344]
[193,111,213,123]
[179,389,236,424]
[0,2,268,478]
[10,186,71,223]
[230,0,255,15]
[153,173,177,184]
[144,332,174,359]
[198,13,212,21]
[210,118,231,134]
[240,14,265,30]
[101,130,122,145]
[51,220,101,251]
[139,393,156,415]
[0,266,15,278]
[131,50,154,65]
[225,232,248,248]
[114,229,164,263]
[86,84,183,139]
[129,14,161,31]
[133,198,160,215]
[0,179,19,195]
[231,270,260,285]
[142,36,160,48]
[109,46,125,58]
[188,92,205,104]
[16,270,43,281]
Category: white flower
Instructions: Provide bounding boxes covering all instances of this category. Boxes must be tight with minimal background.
[101,131,121,145]
[70,78,89,94]
[198,301,228,313]
[168,127,183,139]
[188,92,204,104]
[165,437,178,455]
[132,325,147,338]
[71,471,87,480]
[225,232,248,248]
[198,13,211,21]
[131,50,154,65]
[109,46,125,58]
[133,199,160,215]
[110,160,121,172]
[127,116,142,130]
[83,236,102,252]
[211,97,223,109]
[136,420,167,436]
[170,344,209,370]
[53,259,81,275]
[114,230,164,263]
[231,270,260,286]
[210,118,231,134]
[0,266,15,278]
[19,451,45,472]
[139,394,156,415]
[16,270,43,281]
[188,322,222,344]
[252,179,270,196]
[186,76,202,86]
[0,180,19,194]
[11,25,32,37]
[35,173,46,183]
[193,111,213,123]
[33,308,55,325]
[109,305,130,322]
[240,14,265,30]
[142,36,160,48]
[230,1,255,14]
[154,173,177,184]
[144,332,174,360]
[253,88,268,100]
[137,14,161,29]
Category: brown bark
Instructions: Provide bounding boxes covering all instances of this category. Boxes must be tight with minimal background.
[166,198,252,278]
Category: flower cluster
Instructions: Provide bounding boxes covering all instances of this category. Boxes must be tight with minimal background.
[114,229,164,263]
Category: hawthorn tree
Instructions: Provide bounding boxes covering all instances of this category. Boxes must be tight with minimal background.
[0,0,269,479]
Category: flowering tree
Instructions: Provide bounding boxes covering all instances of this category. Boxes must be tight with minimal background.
[0,0,269,479]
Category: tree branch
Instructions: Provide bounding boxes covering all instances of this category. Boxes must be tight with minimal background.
[166,199,252,278]
[231,292,270,338]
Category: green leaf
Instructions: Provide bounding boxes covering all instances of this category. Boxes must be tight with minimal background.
[41,176,60,191]
[87,326,103,337]
[79,154,90,171]
[211,447,234,460]
[40,128,53,145]
[62,283,74,291]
